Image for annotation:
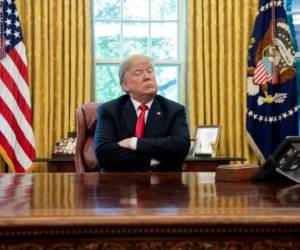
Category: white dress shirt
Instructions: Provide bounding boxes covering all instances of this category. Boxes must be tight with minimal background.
[129,97,153,150]
[129,97,159,166]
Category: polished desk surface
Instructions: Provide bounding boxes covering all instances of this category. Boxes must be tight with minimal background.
[1,172,300,249]
[0,172,299,226]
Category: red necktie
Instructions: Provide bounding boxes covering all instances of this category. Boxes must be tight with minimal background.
[135,104,148,138]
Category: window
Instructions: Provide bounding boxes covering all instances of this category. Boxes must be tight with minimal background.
[285,1,300,52]
[285,0,300,108]
[93,0,187,103]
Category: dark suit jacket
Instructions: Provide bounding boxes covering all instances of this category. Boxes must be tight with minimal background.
[94,94,190,172]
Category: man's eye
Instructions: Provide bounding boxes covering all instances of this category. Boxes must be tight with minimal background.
[134,71,142,76]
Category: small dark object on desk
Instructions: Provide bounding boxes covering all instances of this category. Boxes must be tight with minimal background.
[253,136,300,184]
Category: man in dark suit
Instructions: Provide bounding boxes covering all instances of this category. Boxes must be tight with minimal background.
[94,54,190,172]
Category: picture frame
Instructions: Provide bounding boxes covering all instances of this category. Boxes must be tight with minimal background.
[193,125,221,156]
[188,139,196,156]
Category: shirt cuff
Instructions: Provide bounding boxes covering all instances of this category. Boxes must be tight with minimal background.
[150,159,160,166]
[130,137,138,150]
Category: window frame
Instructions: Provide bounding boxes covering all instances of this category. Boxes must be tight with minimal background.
[285,0,300,54]
[92,0,187,104]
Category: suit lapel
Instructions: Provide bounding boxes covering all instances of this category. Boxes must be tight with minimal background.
[121,98,137,136]
[145,98,162,137]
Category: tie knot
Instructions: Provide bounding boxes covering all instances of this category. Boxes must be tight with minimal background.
[139,104,148,111]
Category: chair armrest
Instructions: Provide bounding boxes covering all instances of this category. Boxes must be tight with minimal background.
[75,107,87,173]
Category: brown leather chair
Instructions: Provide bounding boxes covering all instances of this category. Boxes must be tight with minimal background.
[75,103,100,173]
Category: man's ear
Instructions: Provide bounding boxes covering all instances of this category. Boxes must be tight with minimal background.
[121,80,129,92]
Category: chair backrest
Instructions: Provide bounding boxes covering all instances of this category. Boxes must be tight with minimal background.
[75,103,100,173]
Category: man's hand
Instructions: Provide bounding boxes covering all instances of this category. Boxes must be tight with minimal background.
[118,138,132,149]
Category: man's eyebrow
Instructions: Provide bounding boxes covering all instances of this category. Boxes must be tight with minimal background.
[132,66,153,73]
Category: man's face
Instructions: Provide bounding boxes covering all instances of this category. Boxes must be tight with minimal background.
[121,60,158,102]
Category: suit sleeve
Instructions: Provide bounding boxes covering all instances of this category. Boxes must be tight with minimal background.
[137,105,190,162]
[93,105,151,171]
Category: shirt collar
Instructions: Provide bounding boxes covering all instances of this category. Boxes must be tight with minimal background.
[130,97,153,112]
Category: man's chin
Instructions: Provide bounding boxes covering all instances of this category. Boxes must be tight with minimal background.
[145,88,157,95]
[142,89,157,100]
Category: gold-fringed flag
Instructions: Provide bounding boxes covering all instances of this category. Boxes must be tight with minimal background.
[0,0,36,172]
[247,0,298,163]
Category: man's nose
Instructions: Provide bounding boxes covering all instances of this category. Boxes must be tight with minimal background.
[143,71,152,79]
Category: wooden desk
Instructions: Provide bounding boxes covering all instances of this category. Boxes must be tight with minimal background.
[34,156,75,172]
[0,172,300,249]
[35,155,245,172]
[183,155,245,171]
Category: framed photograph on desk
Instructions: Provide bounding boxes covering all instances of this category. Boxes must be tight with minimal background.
[188,139,196,156]
[194,125,221,156]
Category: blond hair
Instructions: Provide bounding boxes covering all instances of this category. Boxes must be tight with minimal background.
[119,54,154,84]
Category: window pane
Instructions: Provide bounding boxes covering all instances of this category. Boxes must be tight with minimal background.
[286,0,300,51]
[151,22,177,60]
[297,58,300,104]
[289,1,300,11]
[156,66,178,102]
[123,0,149,20]
[292,14,300,51]
[94,22,121,59]
[95,65,123,102]
[92,0,185,104]
[94,0,120,20]
[151,0,178,20]
[123,23,149,57]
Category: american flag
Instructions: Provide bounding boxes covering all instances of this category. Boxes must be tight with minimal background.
[253,59,273,85]
[0,0,36,172]
[247,0,298,162]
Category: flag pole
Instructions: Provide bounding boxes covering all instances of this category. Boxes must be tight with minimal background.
[271,0,279,84]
